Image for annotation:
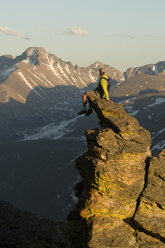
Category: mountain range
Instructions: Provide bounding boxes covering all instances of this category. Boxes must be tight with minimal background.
[0,47,164,222]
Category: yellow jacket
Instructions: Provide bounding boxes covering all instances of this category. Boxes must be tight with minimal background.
[95,74,109,100]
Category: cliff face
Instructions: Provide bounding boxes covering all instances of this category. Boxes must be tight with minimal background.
[134,150,165,244]
[69,91,165,248]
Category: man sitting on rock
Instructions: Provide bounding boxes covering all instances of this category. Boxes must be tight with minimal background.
[78,68,113,116]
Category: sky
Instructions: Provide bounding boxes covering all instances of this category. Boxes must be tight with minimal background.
[1,0,165,71]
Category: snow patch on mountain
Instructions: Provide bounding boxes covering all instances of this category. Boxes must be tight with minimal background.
[89,69,96,82]
[57,63,64,74]
[45,54,64,82]
[71,76,78,87]
[57,63,70,81]
[17,94,26,102]
[152,64,158,74]
[18,72,43,98]
[152,127,165,141]
[1,67,17,79]
[29,71,45,85]
[146,97,165,108]
[34,72,48,85]
[26,48,38,57]
[78,76,87,87]
[124,97,165,116]
[65,64,71,74]
[21,115,82,141]
[151,140,165,151]
[24,48,39,65]
[39,73,54,87]
[28,77,47,95]
[129,109,140,116]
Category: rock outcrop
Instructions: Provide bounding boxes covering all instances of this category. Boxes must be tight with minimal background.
[69,91,165,247]
[134,150,165,244]
[0,90,165,247]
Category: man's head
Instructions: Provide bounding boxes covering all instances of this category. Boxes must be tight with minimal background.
[99,68,105,76]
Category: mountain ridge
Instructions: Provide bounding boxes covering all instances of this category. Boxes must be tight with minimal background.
[2,47,165,82]
[1,46,165,108]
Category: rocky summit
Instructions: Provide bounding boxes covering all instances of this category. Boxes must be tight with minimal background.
[69,91,165,247]
[0,90,165,247]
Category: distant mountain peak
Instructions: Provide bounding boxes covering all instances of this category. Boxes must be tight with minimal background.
[125,61,165,79]
[24,47,46,54]
[20,47,47,65]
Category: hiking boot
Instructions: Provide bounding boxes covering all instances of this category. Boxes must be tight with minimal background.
[85,109,93,116]
[77,109,87,115]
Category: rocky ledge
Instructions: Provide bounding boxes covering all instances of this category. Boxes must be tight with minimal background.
[0,91,165,248]
[69,91,165,247]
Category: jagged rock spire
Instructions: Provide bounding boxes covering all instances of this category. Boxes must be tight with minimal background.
[69,91,165,248]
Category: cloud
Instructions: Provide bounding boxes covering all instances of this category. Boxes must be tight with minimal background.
[149,34,161,39]
[0,26,30,40]
[64,26,88,36]
[116,33,134,39]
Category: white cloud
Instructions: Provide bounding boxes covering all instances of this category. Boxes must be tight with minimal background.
[64,26,88,36]
[149,34,161,39]
[0,26,30,40]
[116,33,134,39]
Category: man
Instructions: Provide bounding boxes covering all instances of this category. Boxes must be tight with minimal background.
[78,68,113,116]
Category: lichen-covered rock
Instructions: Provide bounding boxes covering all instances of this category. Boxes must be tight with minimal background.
[134,149,165,241]
[87,91,151,146]
[69,91,165,247]
[136,231,165,247]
